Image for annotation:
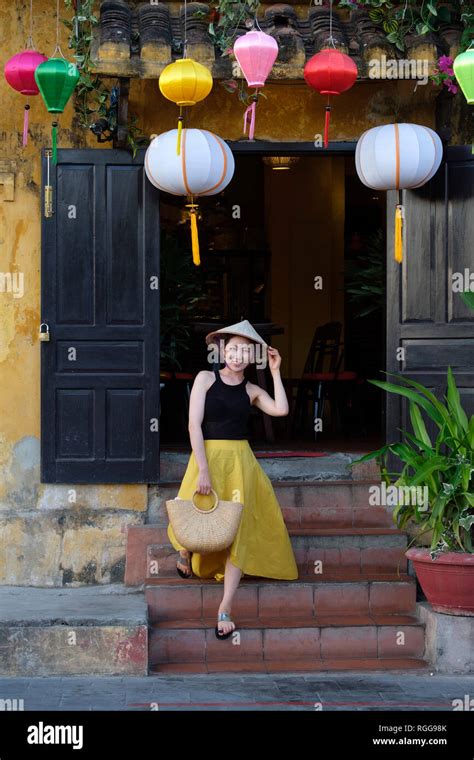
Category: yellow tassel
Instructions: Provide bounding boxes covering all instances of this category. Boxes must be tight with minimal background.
[190,208,200,266]
[394,205,404,264]
[177,111,183,155]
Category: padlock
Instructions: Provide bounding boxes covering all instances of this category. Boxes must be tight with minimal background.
[39,323,50,342]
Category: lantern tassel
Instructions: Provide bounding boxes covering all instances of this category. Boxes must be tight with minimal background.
[23,104,30,147]
[243,98,257,141]
[52,121,58,165]
[394,204,404,264]
[189,206,200,266]
[324,105,331,149]
[177,109,184,156]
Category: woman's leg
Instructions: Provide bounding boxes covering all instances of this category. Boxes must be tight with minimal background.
[217,551,243,634]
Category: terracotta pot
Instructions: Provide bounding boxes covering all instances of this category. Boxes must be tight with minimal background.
[406,547,474,616]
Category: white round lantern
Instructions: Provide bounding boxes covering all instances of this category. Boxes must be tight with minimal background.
[355,123,443,265]
[145,128,234,197]
[144,128,235,266]
[355,123,443,190]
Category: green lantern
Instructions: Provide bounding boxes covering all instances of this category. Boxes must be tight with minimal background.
[34,58,80,163]
[453,46,474,105]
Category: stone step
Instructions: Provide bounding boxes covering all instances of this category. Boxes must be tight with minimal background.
[157,451,381,487]
[148,614,426,670]
[145,528,408,580]
[0,585,148,677]
[145,573,417,621]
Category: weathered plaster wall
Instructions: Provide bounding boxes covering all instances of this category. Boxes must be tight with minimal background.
[0,1,446,586]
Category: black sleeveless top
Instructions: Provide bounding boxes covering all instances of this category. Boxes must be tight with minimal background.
[202,368,251,440]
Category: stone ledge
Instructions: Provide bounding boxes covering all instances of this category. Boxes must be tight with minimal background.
[0,584,147,626]
[90,1,462,80]
[0,584,148,676]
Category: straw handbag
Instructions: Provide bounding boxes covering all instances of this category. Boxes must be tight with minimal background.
[166,488,243,553]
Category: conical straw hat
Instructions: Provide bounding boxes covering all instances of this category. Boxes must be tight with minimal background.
[205,319,268,348]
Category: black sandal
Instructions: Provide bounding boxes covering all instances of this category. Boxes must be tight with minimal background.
[176,550,193,578]
[215,611,236,640]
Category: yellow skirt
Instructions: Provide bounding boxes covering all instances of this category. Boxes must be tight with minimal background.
[167,439,299,583]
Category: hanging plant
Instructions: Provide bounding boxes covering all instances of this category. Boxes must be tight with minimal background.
[193,0,260,56]
[204,2,474,56]
[337,1,474,53]
[62,0,147,157]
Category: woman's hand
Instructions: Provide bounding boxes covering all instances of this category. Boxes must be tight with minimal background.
[196,467,212,495]
[267,346,282,372]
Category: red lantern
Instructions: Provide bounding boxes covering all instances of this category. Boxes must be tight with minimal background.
[304,49,357,148]
[4,50,48,146]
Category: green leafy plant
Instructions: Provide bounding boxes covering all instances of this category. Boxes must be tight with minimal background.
[193,0,260,55]
[460,290,474,310]
[345,228,385,318]
[160,231,204,370]
[351,367,474,556]
[208,1,473,55]
[62,0,147,157]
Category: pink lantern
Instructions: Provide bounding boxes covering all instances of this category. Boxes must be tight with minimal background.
[4,50,48,146]
[233,30,278,140]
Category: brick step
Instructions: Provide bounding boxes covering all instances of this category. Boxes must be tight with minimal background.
[149,615,426,668]
[281,506,394,530]
[152,612,422,628]
[146,528,407,580]
[125,525,407,586]
[149,658,429,675]
[153,479,394,529]
[145,574,417,621]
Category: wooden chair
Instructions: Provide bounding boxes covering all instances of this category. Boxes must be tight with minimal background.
[288,322,359,440]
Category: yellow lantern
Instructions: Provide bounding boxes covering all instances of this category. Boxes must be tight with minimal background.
[159,58,213,155]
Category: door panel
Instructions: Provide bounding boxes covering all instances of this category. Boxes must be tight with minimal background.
[386,145,474,448]
[41,149,160,483]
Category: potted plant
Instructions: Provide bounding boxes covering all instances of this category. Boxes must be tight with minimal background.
[352,367,474,616]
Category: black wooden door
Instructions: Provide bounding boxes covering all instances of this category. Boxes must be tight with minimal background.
[41,148,160,483]
[386,145,474,445]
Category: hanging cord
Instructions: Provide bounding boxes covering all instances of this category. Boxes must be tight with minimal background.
[176,0,188,154]
[51,0,66,58]
[23,0,35,146]
[321,0,336,149]
[326,0,336,49]
[183,0,188,58]
[176,105,184,155]
[52,121,58,164]
[26,0,34,49]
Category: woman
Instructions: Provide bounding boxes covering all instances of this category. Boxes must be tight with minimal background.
[167,319,299,640]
